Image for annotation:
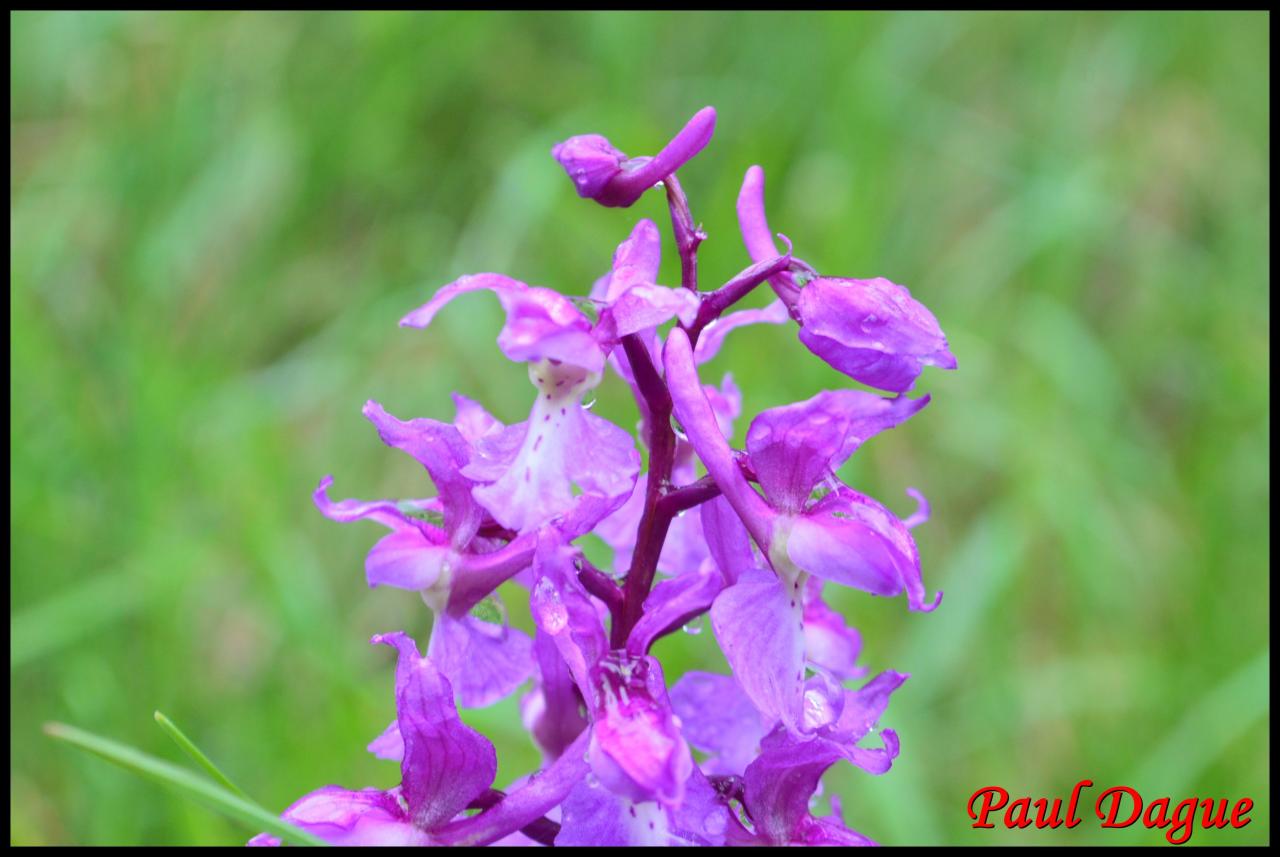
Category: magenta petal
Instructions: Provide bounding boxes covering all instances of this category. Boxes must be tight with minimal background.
[587,652,693,806]
[365,527,450,591]
[551,133,627,200]
[556,765,728,846]
[427,610,535,709]
[669,671,770,776]
[664,328,777,551]
[277,786,425,846]
[701,495,756,586]
[735,166,802,305]
[556,779,677,846]
[363,400,483,548]
[367,720,403,762]
[795,815,879,846]
[312,475,436,535]
[400,273,604,372]
[523,628,589,760]
[803,579,866,681]
[433,731,591,847]
[709,570,806,733]
[797,276,955,393]
[746,389,929,513]
[703,373,743,440]
[588,107,717,208]
[668,764,732,845]
[741,696,902,849]
[829,670,909,745]
[468,402,639,535]
[451,393,504,443]
[246,833,280,847]
[530,535,607,690]
[592,477,644,574]
[742,738,845,846]
[603,283,700,338]
[903,486,931,530]
[787,487,941,611]
[626,567,724,655]
[445,532,538,617]
[371,632,497,830]
[597,219,663,302]
[693,299,791,364]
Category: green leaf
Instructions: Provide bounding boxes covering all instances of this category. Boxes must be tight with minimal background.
[153,710,251,802]
[44,722,329,847]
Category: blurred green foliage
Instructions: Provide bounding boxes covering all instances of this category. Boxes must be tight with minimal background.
[10,10,1269,846]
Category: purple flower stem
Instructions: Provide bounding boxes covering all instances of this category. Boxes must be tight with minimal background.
[664,173,705,292]
[467,789,560,847]
[687,249,793,345]
[655,458,761,518]
[577,556,624,614]
[616,333,678,647]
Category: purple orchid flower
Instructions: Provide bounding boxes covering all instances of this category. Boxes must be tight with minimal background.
[552,107,717,208]
[528,534,731,845]
[249,632,499,846]
[729,671,907,846]
[267,106,952,849]
[736,165,957,393]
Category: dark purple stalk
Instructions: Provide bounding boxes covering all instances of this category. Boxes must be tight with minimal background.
[616,333,677,646]
[577,557,623,615]
[657,458,761,519]
[467,790,560,847]
[688,249,793,344]
[664,174,705,292]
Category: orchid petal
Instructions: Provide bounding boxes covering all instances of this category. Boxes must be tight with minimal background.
[786,486,941,611]
[746,390,929,513]
[709,570,806,734]
[371,632,497,830]
[427,610,535,709]
[797,276,956,393]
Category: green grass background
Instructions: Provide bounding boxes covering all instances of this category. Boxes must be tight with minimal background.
[10,11,1269,846]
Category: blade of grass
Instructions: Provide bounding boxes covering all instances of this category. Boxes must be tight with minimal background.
[153,710,251,802]
[10,568,146,669]
[44,722,328,847]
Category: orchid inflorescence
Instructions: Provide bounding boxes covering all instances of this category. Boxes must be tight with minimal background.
[250,106,955,847]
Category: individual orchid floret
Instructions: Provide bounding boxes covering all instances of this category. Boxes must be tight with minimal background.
[591,219,699,346]
[737,165,957,392]
[400,270,649,536]
[313,396,537,709]
[665,326,940,612]
[401,273,608,373]
[528,535,730,845]
[249,632,498,846]
[726,671,907,846]
[552,107,717,208]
